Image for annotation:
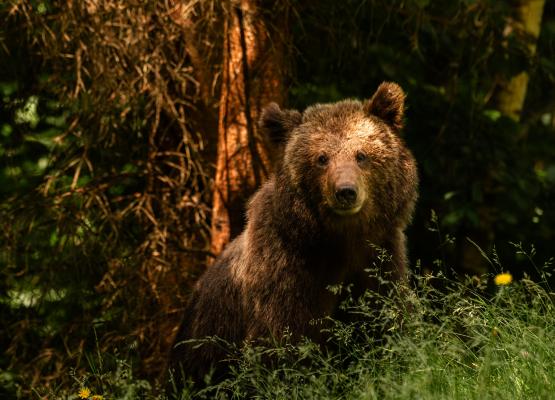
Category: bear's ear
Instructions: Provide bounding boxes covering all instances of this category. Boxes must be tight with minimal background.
[364,82,405,132]
[259,102,302,144]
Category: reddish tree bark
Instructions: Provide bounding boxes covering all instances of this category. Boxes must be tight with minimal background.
[210,0,287,256]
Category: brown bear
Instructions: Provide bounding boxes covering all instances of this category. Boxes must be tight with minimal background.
[170,82,418,383]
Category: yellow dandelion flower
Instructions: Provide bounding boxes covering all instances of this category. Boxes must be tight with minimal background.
[78,387,91,399]
[91,395,104,400]
[494,272,513,286]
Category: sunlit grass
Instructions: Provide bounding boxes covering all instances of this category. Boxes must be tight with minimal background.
[171,269,555,400]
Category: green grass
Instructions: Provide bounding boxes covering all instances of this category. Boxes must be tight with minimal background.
[39,268,555,400]
[178,274,555,400]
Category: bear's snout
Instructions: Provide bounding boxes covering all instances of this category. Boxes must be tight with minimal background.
[326,163,366,216]
[335,185,358,206]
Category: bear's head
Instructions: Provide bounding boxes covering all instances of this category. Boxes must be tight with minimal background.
[260,82,417,228]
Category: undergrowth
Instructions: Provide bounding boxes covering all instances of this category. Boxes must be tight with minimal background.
[34,247,555,400]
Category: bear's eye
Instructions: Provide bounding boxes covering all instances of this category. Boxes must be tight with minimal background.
[356,152,367,163]
[317,154,329,166]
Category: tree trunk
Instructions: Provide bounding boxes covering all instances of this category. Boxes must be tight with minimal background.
[461,0,546,275]
[210,0,287,256]
[496,0,546,120]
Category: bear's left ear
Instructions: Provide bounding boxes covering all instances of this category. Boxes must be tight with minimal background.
[259,103,302,144]
[364,82,405,132]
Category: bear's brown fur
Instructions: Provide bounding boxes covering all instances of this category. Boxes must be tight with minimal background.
[170,82,418,382]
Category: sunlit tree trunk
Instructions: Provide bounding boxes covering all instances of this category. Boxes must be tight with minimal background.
[497,0,545,120]
[210,0,286,256]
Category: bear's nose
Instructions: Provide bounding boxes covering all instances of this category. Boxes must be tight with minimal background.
[335,185,358,205]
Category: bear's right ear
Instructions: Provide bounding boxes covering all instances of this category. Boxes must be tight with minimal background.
[259,103,302,144]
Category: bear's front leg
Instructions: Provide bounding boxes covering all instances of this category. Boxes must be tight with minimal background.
[243,268,335,344]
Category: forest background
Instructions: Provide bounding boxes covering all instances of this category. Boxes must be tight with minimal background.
[1,0,554,397]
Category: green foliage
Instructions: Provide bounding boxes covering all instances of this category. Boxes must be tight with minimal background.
[168,265,555,399]
[36,347,156,400]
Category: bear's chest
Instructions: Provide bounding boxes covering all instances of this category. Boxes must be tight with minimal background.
[310,236,377,279]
